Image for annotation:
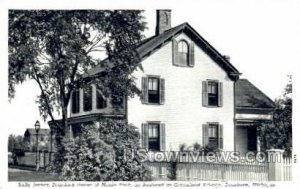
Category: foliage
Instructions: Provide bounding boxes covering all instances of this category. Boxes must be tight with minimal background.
[167,157,177,181]
[97,118,152,181]
[8,134,28,152]
[257,75,292,157]
[59,119,151,181]
[61,125,115,181]
[9,10,146,171]
[178,142,219,155]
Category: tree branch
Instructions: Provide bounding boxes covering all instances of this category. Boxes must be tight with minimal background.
[31,61,60,129]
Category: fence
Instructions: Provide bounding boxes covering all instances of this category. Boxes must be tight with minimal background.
[10,151,53,169]
[143,149,292,181]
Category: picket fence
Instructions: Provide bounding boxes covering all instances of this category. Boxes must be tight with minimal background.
[144,156,292,181]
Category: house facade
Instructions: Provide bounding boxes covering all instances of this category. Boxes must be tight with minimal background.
[49,10,275,154]
[24,128,50,151]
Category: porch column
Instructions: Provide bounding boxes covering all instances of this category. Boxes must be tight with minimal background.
[267,149,284,181]
[257,137,261,152]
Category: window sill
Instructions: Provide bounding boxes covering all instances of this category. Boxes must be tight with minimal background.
[204,105,221,108]
[143,103,164,106]
[173,64,194,68]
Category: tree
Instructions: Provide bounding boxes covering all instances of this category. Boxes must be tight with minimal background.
[9,10,146,170]
[8,134,27,152]
[258,75,292,156]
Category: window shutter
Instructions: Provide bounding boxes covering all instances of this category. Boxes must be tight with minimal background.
[202,81,208,107]
[218,82,223,107]
[172,39,178,65]
[188,42,195,67]
[218,124,223,150]
[159,78,165,105]
[160,123,166,151]
[202,124,209,147]
[141,77,148,104]
[141,123,149,150]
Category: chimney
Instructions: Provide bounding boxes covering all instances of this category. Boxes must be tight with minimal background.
[155,10,171,35]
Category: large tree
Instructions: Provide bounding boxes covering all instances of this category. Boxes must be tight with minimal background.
[258,76,292,156]
[9,10,146,171]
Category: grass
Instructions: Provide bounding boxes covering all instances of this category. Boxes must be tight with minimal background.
[8,171,62,182]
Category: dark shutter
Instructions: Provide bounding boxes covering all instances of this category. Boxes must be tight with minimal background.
[188,42,195,67]
[202,124,209,147]
[141,123,149,150]
[172,39,178,65]
[160,123,166,151]
[141,77,148,104]
[218,124,223,149]
[159,78,165,105]
[202,81,208,107]
[218,82,223,107]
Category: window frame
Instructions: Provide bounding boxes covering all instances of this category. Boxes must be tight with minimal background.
[207,80,219,107]
[177,40,189,66]
[147,122,160,151]
[208,123,219,148]
[147,76,160,104]
[71,89,80,114]
[96,88,107,109]
[83,86,93,112]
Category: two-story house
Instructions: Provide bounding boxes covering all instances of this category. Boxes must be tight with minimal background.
[49,10,275,154]
[24,128,50,151]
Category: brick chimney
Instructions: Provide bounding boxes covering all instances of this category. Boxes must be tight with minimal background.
[155,10,171,35]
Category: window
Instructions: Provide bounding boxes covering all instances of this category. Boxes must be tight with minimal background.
[208,124,218,148]
[172,39,195,67]
[72,90,80,113]
[148,77,160,104]
[148,123,160,151]
[141,77,165,105]
[178,40,189,66]
[83,86,93,111]
[96,89,107,109]
[202,80,223,107]
[208,81,218,106]
[141,122,166,151]
[203,123,223,149]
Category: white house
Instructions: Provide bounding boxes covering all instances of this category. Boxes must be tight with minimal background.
[49,10,275,154]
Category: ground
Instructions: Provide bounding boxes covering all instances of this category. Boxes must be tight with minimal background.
[8,167,61,182]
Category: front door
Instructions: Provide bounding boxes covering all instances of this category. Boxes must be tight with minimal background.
[247,127,257,152]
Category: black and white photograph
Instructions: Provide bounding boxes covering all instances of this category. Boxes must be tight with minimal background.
[1,0,299,188]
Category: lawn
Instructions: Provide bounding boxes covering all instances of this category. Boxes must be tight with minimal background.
[8,171,62,182]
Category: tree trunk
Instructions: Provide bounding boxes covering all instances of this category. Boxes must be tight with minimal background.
[61,101,70,138]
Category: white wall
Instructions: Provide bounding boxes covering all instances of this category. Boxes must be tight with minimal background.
[128,33,235,151]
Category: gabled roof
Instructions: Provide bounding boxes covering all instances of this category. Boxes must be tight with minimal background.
[24,128,50,136]
[235,79,275,110]
[85,22,241,79]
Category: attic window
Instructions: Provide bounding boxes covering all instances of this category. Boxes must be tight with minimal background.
[173,39,195,67]
[178,40,189,65]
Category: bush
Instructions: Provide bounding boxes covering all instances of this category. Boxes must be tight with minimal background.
[59,119,152,181]
[61,125,115,181]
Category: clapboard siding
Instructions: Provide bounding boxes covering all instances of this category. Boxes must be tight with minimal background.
[128,33,235,151]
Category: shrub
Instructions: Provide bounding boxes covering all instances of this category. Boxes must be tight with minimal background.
[61,125,115,181]
[59,119,152,181]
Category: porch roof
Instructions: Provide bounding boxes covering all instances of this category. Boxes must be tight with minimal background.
[235,79,275,112]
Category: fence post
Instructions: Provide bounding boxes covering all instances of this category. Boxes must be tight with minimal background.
[267,149,284,181]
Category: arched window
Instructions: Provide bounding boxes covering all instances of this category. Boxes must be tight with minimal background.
[178,40,189,66]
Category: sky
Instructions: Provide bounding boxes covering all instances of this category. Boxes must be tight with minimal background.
[2,0,300,136]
